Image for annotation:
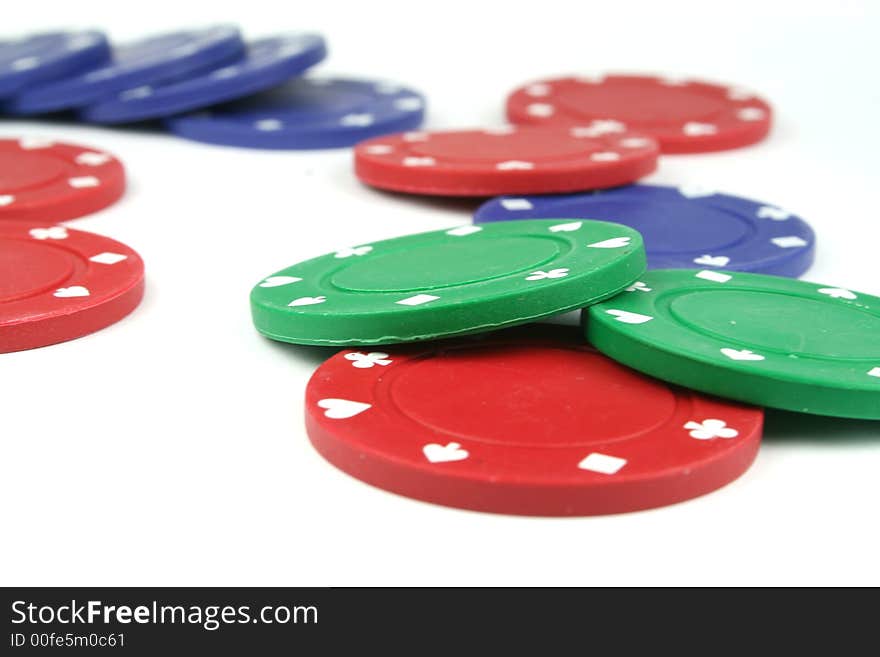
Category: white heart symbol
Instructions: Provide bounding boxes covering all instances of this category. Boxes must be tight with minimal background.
[588,237,631,248]
[260,276,302,288]
[288,296,326,307]
[54,286,90,298]
[317,398,371,419]
[605,309,654,324]
[422,442,469,463]
[0,195,15,206]
[720,348,765,361]
[549,221,582,233]
[693,255,730,267]
[817,287,856,300]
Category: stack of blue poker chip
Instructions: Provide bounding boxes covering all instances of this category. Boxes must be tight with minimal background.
[81,33,329,124]
[6,26,246,114]
[0,28,428,149]
[474,184,816,277]
[0,31,111,98]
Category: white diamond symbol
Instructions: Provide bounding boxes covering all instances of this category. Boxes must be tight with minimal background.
[394,97,423,111]
[256,119,283,131]
[578,453,627,475]
[403,157,436,167]
[89,252,127,265]
[75,152,111,166]
[526,103,554,117]
[340,113,374,127]
[496,160,534,170]
[525,83,551,97]
[364,144,393,155]
[500,198,533,211]
[396,294,439,306]
[446,226,482,236]
[738,107,767,121]
[772,236,808,248]
[696,270,732,283]
[68,176,100,189]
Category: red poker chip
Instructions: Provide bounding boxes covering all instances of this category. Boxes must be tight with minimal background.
[506,74,772,154]
[353,126,658,196]
[0,137,126,222]
[0,222,144,353]
[305,327,763,516]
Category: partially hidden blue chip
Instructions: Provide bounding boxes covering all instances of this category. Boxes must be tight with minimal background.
[6,26,245,114]
[474,184,816,277]
[80,33,327,124]
[0,31,110,98]
[165,77,426,149]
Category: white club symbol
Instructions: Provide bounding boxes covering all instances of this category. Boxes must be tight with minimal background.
[626,281,652,292]
[526,268,569,281]
[344,352,392,369]
[335,246,373,258]
[684,419,739,440]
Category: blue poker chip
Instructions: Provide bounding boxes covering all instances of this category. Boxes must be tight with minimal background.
[80,33,327,124]
[6,26,245,114]
[0,31,110,98]
[474,184,816,277]
[164,76,426,149]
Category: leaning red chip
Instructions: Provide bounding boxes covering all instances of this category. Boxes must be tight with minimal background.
[506,74,772,154]
[353,125,658,196]
[0,137,126,222]
[0,222,144,352]
[305,326,763,516]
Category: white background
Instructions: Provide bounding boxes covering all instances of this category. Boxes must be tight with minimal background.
[2,0,879,586]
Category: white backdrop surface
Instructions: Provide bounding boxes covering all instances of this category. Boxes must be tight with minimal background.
[1,0,879,586]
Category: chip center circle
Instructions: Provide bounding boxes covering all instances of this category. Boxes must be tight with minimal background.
[669,290,880,358]
[409,130,596,162]
[0,152,67,192]
[389,345,678,448]
[0,239,76,301]
[330,236,562,292]
[557,83,730,125]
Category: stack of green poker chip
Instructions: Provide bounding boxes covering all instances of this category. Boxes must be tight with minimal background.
[250,219,646,346]
[585,269,880,420]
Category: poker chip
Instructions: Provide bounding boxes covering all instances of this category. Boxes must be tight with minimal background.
[251,219,645,345]
[6,26,246,114]
[0,222,144,353]
[353,125,658,196]
[0,31,111,98]
[305,326,763,516]
[165,76,426,149]
[474,184,815,277]
[586,269,880,419]
[0,138,126,223]
[80,33,327,124]
[506,74,773,154]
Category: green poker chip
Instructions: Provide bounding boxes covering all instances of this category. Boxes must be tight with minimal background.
[251,219,645,345]
[585,269,880,419]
